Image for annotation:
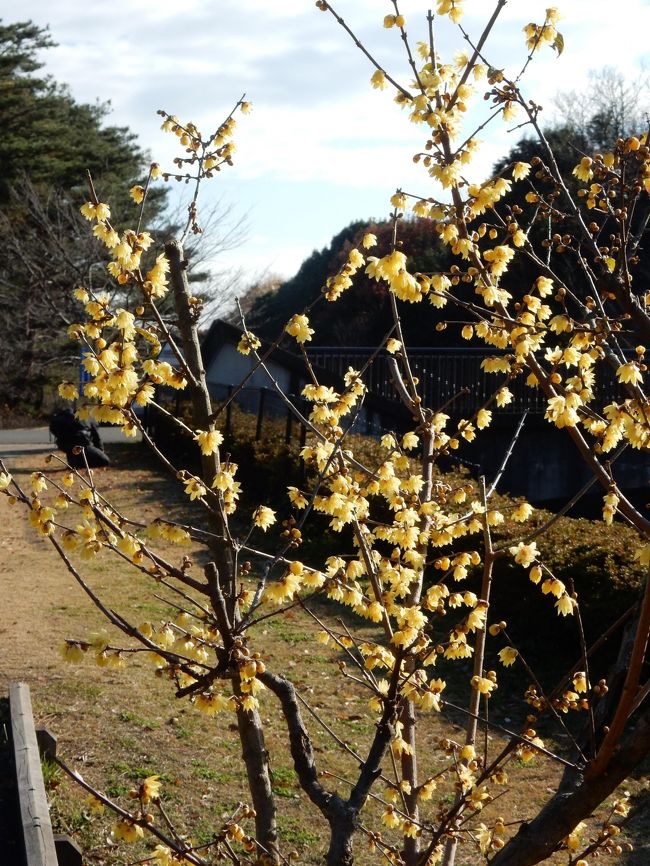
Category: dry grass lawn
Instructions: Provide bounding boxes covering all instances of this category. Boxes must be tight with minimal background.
[0,441,646,865]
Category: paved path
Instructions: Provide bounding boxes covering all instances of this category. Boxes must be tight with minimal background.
[0,426,141,457]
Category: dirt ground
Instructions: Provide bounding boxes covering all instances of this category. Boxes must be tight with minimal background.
[0,445,98,686]
[0,441,152,692]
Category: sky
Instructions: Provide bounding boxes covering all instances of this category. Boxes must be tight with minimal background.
[12,0,650,310]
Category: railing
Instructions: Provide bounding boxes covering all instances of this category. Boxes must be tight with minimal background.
[307,347,628,417]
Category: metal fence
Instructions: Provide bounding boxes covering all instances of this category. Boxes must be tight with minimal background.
[307,347,626,417]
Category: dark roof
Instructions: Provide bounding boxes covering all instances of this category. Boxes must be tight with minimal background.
[201,318,320,380]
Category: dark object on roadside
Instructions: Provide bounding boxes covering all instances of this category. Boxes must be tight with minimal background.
[49,408,110,468]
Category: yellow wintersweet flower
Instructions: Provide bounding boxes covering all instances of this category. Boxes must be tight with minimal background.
[212,465,237,491]
[436,0,464,23]
[287,486,308,509]
[402,819,418,838]
[58,381,78,401]
[512,229,527,247]
[613,795,631,817]
[195,692,228,716]
[112,819,144,842]
[237,331,261,355]
[80,201,111,222]
[402,431,419,450]
[555,593,575,616]
[184,476,207,501]
[467,605,487,632]
[390,270,422,303]
[140,775,161,803]
[30,472,47,494]
[483,244,515,277]
[572,157,593,183]
[129,185,145,204]
[498,647,518,667]
[602,491,619,525]
[518,734,544,763]
[381,805,401,828]
[193,429,223,455]
[545,394,582,428]
[253,505,276,531]
[487,509,504,526]
[151,845,175,866]
[512,161,531,180]
[370,70,387,90]
[542,577,565,598]
[459,744,475,763]
[509,541,538,567]
[85,794,105,814]
[502,102,518,123]
[634,543,650,567]
[469,784,490,810]
[572,671,588,693]
[471,675,496,696]
[616,362,643,386]
[512,502,533,522]
[285,314,314,344]
[93,222,119,249]
[144,254,170,299]
[116,534,140,560]
[564,821,587,853]
[0,471,12,490]
[481,356,511,374]
[59,641,85,663]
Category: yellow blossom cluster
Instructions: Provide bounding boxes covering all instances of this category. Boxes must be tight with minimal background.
[365,249,430,303]
[237,330,261,356]
[324,245,369,301]
[159,104,247,178]
[285,313,314,343]
[211,462,241,514]
[523,8,562,53]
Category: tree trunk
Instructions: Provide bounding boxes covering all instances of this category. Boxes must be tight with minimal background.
[234,685,279,862]
[490,705,650,866]
[167,240,279,863]
[326,808,356,866]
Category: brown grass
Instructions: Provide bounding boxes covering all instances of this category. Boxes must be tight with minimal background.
[0,442,646,865]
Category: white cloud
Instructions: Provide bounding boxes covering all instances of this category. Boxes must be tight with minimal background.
[12,0,650,284]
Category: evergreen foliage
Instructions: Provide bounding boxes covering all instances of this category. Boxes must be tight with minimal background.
[0,20,167,412]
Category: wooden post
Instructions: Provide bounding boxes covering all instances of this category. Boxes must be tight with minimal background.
[9,682,58,866]
[256,387,267,441]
